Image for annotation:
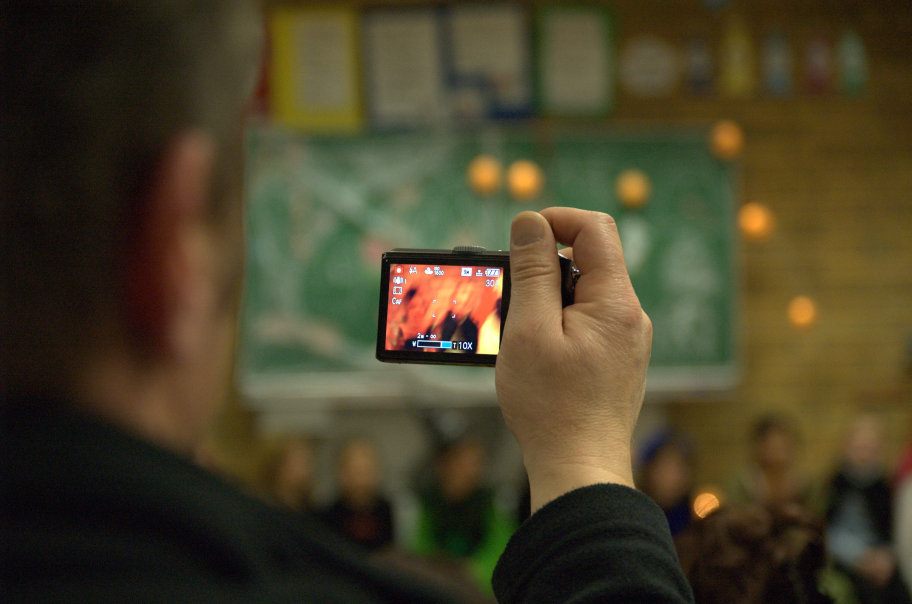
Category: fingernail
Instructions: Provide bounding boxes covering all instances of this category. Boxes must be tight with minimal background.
[512,214,544,247]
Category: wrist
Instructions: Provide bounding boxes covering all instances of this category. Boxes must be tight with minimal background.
[525,456,635,514]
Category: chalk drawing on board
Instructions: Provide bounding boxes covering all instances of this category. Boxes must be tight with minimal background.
[617,215,653,277]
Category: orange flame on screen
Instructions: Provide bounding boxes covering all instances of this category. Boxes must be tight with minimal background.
[385,265,502,354]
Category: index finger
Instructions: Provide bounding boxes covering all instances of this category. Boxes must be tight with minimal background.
[540,207,628,281]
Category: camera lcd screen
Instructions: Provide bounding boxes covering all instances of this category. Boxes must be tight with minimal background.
[378,257,508,365]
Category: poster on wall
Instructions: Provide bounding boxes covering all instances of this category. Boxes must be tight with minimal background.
[444,4,533,119]
[270,8,362,133]
[762,31,793,96]
[686,36,714,95]
[363,9,445,128]
[719,16,756,98]
[804,34,834,94]
[837,28,867,95]
[535,5,616,116]
[619,35,681,98]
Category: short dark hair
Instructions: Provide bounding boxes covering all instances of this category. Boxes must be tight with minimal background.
[750,413,798,444]
[679,505,833,604]
[1,1,261,395]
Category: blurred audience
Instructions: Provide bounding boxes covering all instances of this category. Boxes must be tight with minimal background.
[411,436,514,592]
[728,414,818,511]
[678,504,833,604]
[198,408,912,604]
[319,438,395,552]
[825,414,911,604]
[260,435,315,512]
[895,424,912,592]
[637,430,696,538]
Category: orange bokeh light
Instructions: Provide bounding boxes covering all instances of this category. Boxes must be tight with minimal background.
[788,295,818,329]
[616,169,652,209]
[693,492,721,519]
[507,159,544,201]
[467,155,502,196]
[738,202,775,241]
[710,119,744,160]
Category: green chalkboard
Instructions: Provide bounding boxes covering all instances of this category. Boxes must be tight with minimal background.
[240,125,737,401]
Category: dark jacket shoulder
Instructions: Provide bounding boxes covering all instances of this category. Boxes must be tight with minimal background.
[1,399,454,603]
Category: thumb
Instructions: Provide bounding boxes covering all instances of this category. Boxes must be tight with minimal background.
[506,212,563,336]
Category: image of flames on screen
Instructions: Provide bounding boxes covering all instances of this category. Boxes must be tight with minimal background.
[385,264,503,355]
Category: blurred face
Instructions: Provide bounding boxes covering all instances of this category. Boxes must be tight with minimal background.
[339,441,380,504]
[645,446,691,508]
[756,428,794,470]
[275,440,313,509]
[844,417,884,472]
[439,440,485,501]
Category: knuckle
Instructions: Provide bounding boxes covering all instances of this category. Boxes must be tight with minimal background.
[608,299,650,339]
[640,310,653,338]
[618,301,645,330]
[595,212,618,232]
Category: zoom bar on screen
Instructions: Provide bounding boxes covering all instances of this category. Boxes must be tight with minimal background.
[416,340,453,349]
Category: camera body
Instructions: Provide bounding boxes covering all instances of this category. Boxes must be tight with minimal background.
[376,246,578,366]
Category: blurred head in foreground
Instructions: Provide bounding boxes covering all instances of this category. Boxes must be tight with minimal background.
[679,504,833,604]
[1,2,262,451]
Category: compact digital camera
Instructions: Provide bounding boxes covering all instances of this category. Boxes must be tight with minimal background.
[376,247,578,366]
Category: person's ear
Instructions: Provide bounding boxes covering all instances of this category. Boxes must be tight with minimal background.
[125,131,216,360]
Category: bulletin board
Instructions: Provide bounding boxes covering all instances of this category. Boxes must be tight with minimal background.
[239,125,738,405]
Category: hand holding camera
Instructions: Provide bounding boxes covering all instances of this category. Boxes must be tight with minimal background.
[495,208,652,513]
[377,207,651,514]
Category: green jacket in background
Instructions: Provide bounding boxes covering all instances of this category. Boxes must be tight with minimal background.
[412,486,516,592]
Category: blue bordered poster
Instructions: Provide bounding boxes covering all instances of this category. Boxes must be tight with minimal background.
[443,4,532,120]
[362,8,445,128]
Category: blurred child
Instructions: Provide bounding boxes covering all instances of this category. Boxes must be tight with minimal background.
[319,438,394,551]
[637,431,695,538]
[895,424,912,593]
[825,414,911,604]
[728,414,817,510]
[261,435,315,512]
[412,436,514,592]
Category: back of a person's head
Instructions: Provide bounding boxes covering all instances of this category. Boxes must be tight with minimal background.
[1,1,261,398]
[679,504,833,604]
